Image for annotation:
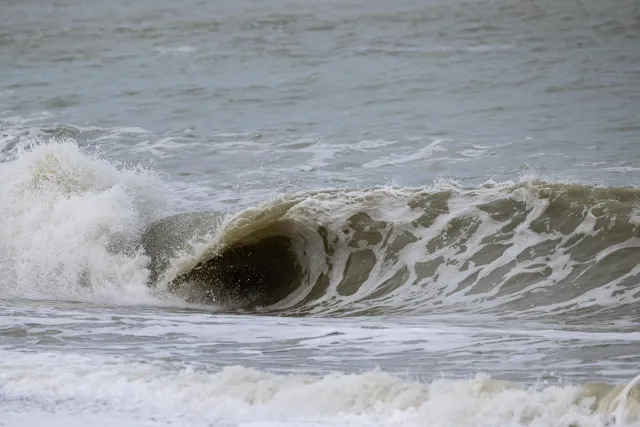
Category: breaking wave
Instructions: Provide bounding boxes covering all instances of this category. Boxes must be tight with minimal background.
[0,141,168,304]
[1,141,640,321]
[145,181,640,321]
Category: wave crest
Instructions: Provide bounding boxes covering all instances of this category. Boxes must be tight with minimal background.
[143,180,640,319]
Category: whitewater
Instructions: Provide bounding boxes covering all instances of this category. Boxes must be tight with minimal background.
[2,0,640,425]
[1,140,640,426]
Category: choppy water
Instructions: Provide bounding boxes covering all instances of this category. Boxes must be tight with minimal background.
[1,0,640,426]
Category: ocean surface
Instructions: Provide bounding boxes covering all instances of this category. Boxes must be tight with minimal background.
[1,0,640,425]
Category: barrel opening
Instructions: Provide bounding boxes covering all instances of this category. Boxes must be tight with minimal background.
[173,235,301,307]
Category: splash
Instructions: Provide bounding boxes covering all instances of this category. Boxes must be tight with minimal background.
[0,140,168,304]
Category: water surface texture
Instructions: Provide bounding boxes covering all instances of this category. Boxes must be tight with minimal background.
[1,0,640,426]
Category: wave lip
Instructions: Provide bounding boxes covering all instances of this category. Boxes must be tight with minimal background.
[142,195,319,309]
[142,180,640,319]
[142,209,304,307]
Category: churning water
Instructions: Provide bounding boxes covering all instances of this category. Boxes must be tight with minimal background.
[1,0,640,425]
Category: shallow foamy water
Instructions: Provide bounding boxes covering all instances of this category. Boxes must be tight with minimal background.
[2,300,639,427]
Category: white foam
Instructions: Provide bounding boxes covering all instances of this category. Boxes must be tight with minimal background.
[0,140,169,305]
[603,166,640,173]
[154,46,197,55]
[362,139,447,168]
[0,350,622,427]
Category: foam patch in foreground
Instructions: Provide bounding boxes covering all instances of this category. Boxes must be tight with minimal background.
[1,350,639,427]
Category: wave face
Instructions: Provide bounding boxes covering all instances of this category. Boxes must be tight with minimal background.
[143,180,640,320]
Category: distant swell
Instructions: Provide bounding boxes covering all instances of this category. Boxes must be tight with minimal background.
[142,181,640,320]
